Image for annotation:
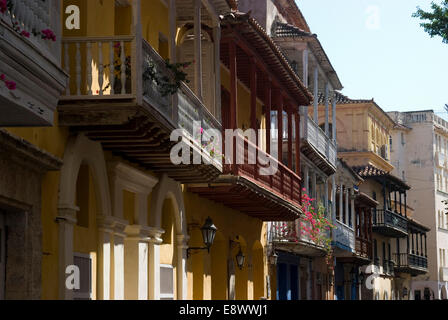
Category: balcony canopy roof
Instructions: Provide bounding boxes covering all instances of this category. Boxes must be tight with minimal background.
[273,22,343,91]
[220,12,313,106]
[353,164,411,192]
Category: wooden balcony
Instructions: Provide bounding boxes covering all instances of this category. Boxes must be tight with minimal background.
[189,135,302,221]
[300,116,337,175]
[0,1,67,126]
[393,253,428,276]
[268,219,327,257]
[58,36,222,183]
[372,209,408,238]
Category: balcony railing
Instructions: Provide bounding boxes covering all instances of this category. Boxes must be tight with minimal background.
[301,116,337,168]
[61,36,222,171]
[1,0,58,58]
[372,209,408,237]
[355,237,371,259]
[269,218,323,245]
[224,134,302,207]
[394,253,428,274]
[333,220,355,252]
[382,260,395,276]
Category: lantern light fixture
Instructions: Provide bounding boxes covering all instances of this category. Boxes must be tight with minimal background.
[236,246,246,270]
[187,217,217,258]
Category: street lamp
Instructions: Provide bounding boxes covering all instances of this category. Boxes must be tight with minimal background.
[187,217,217,258]
[269,251,278,266]
[236,246,246,270]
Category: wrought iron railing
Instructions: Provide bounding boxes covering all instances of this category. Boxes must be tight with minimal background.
[373,209,408,234]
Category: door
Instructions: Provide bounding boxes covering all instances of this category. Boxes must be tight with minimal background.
[0,212,5,300]
[276,263,288,300]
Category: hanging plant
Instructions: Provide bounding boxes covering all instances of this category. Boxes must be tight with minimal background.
[300,191,335,267]
[143,58,192,97]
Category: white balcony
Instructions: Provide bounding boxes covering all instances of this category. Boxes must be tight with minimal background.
[300,115,337,174]
[0,0,67,126]
[333,220,355,254]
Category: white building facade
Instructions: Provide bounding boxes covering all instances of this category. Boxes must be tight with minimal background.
[388,110,448,300]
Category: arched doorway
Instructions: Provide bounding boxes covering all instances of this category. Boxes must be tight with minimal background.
[58,134,112,300]
[149,174,188,300]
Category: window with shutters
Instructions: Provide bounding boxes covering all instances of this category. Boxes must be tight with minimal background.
[179,28,216,117]
[160,264,175,300]
[73,253,92,300]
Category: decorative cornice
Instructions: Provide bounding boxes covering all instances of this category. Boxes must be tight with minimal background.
[0,129,62,172]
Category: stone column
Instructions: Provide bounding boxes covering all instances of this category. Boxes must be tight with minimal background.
[148,228,164,300]
[56,206,78,300]
[177,234,189,300]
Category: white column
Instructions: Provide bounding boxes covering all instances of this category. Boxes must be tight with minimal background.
[169,0,179,124]
[345,187,350,226]
[113,231,125,300]
[124,226,150,300]
[325,178,329,216]
[148,228,163,300]
[313,67,319,123]
[214,25,222,120]
[194,0,203,100]
[332,91,337,142]
[302,48,309,88]
[339,184,343,223]
[177,234,189,300]
[97,219,113,300]
[169,0,177,63]
[312,171,317,203]
[56,206,78,300]
[131,0,143,104]
[351,188,355,228]
[332,176,337,222]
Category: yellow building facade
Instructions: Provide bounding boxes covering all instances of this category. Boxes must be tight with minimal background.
[0,0,279,300]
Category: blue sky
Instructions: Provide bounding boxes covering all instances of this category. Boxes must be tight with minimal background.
[297,0,448,117]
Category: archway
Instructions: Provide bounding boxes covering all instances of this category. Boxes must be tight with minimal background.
[58,134,112,300]
[211,231,227,300]
[252,241,265,300]
[150,174,188,300]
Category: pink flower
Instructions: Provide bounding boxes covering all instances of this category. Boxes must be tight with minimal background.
[0,74,5,81]
[21,30,30,38]
[5,80,16,90]
[41,29,56,41]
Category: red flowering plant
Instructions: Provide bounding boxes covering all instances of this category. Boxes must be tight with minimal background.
[1,0,56,91]
[1,0,57,42]
[300,190,335,267]
[0,73,16,91]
